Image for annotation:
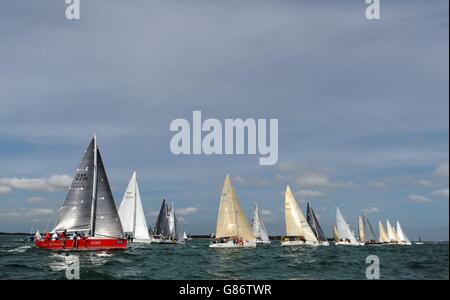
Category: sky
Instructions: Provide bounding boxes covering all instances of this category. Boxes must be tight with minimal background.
[0,0,448,240]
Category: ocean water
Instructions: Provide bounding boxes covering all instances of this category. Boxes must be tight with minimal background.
[0,235,448,280]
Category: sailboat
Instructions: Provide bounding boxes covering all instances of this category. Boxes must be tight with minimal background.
[35,135,127,250]
[396,221,412,245]
[386,220,401,244]
[183,232,191,241]
[118,171,152,244]
[251,203,271,244]
[378,221,390,244]
[416,235,424,245]
[210,175,256,248]
[306,202,329,246]
[358,214,381,245]
[152,199,185,244]
[335,207,361,246]
[281,185,319,247]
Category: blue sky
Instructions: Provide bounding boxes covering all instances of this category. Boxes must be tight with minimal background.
[0,0,448,240]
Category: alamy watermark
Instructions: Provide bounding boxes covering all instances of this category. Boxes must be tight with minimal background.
[365,255,380,279]
[65,0,80,20]
[170,111,278,166]
[365,0,381,20]
[65,255,80,280]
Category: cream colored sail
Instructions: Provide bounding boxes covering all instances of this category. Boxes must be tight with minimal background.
[215,175,237,239]
[333,225,340,241]
[378,221,389,243]
[231,188,255,241]
[284,185,318,243]
[358,216,365,242]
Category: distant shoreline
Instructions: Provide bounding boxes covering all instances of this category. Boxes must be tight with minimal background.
[0,232,447,242]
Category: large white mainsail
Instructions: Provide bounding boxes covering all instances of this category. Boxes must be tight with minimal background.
[214,175,255,242]
[251,203,270,244]
[284,185,318,244]
[336,207,358,244]
[396,221,411,245]
[118,172,151,243]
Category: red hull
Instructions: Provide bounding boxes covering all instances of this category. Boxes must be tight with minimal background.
[35,238,127,251]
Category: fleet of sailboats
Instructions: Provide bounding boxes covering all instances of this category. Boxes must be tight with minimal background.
[32,136,418,250]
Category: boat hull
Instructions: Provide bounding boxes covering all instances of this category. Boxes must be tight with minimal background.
[318,241,330,246]
[209,241,256,248]
[255,240,271,244]
[335,241,362,246]
[35,238,127,251]
[130,238,153,244]
[281,240,319,247]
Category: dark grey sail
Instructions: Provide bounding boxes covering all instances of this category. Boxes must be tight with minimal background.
[92,149,123,238]
[154,199,169,236]
[53,138,95,232]
[363,214,377,241]
[306,202,327,242]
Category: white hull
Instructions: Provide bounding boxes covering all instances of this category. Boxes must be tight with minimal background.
[255,240,271,244]
[415,242,424,245]
[152,238,184,245]
[335,241,362,246]
[131,238,153,244]
[209,241,256,248]
[281,240,319,247]
[318,241,330,246]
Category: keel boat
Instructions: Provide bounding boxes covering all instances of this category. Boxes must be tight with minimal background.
[210,175,256,248]
[152,199,185,245]
[335,207,361,246]
[251,203,271,244]
[306,202,329,246]
[396,221,412,246]
[281,186,319,247]
[118,171,152,244]
[35,135,127,251]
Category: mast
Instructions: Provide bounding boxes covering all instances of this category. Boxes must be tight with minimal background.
[133,172,137,236]
[89,134,98,236]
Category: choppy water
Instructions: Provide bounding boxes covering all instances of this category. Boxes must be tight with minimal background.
[0,235,448,280]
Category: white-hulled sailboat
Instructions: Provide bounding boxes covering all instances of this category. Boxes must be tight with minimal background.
[251,203,271,244]
[306,202,329,246]
[281,185,319,247]
[396,221,412,245]
[210,175,256,248]
[378,221,390,244]
[118,171,152,244]
[335,207,361,246]
[386,220,401,244]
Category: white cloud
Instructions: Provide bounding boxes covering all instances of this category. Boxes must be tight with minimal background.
[432,188,449,199]
[434,163,449,178]
[363,206,380,214]
[261,209,272,216]
[233,176,271,187]
[0,208,54,221]
[371,181,387,189]
[0,186,12,195]
[296,175,354,189]
[296,189,325,198]
[26,196,47,204]
[0,175,72,193]
[407,194,432,204]
[148,210,159,217]
[175,207,198,216]
[277,161,300,173]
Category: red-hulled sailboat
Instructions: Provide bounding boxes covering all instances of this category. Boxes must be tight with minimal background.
[35,135,127,251]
